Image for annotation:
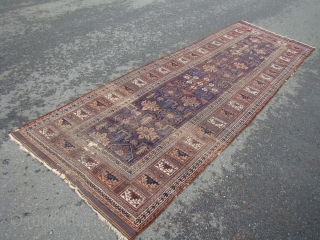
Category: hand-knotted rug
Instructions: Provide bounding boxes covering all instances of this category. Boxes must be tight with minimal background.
[10,21,314,239]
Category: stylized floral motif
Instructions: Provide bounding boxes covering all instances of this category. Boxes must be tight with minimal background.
[181,96,200,107]
[121,118,131,125]
[106,93,120,102]
[197,126,214,138]
[138,174,160,192]
[155,159,178,176]
[254,49,267,55]
[137,127,158,141]
[11,22,314,240]
[108,126,118,132]
[234,62,248,69]
[141,100,159,111]
[120,187,145,208]
[230,49,243,55]
[183,74,192,79]
[89,131,110,146]
[39,127,55,139]
[184,136,203,150]
[249,36,261,43]
[157,109,182,126]
[89,100,106,110]
[161,86,181,98]
[78,155,99,170]
[136,145,149,155]
[116,114,137,126]
[73,109,90,120]
[170,148,190,162]
[217,81,230,89]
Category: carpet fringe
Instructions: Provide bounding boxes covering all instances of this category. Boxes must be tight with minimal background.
[8,22,315,240]
[9,132,128,240]
[240,20,316,49]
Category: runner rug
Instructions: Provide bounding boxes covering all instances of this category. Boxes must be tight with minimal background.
[10,21,314,239]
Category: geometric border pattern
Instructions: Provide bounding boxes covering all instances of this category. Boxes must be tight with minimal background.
[10,21,314,240]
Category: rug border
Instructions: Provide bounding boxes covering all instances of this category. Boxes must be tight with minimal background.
[10,21,249,240]
[9,21,246,132]
[10,20,315,132]
[9,131,134,240]
[9,20,315,239]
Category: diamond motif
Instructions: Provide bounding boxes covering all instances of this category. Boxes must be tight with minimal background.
[10,22,314,239]
[57,118,72,128]
[184,136,204,150]
[73,109,90,120]
[155,159,178,176]
[169,148,190,162]
[78,155,98,170]
[102,170,120,188]
[120,187,145,209]
[63,140,75,150]
[89,98,108,110]
[138,174,161,192]
[39,127,55,139]
[106,93,121,102]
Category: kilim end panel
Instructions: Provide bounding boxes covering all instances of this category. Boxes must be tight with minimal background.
[10,21,314,239]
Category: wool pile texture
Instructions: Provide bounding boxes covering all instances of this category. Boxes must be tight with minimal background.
[10,21,314,239]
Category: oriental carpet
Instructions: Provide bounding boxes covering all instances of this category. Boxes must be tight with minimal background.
[10,21,314,239]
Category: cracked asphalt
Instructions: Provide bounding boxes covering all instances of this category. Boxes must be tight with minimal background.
[0,0,319,239]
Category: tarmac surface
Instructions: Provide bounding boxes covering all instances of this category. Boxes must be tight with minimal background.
[0,0,319,239]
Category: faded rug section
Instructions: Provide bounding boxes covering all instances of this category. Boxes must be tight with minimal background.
[10,21,314,239]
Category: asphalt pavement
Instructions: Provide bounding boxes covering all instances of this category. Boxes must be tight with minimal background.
[0,0,319,239]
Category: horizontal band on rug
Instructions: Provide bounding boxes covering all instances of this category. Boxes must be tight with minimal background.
[10,21,314,239]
